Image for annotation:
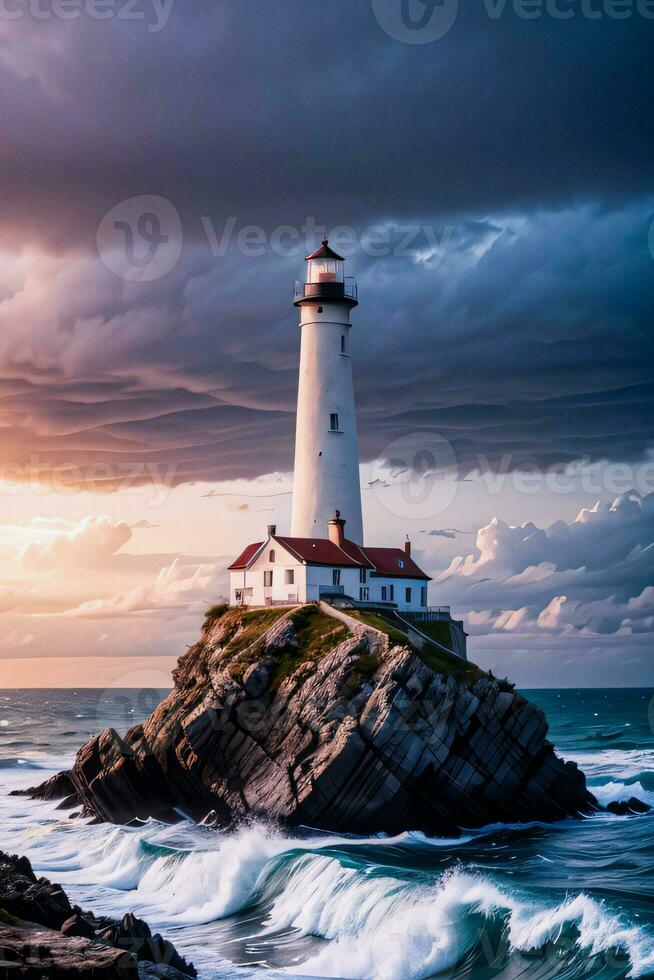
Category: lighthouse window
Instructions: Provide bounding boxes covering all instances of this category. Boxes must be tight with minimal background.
[341,334,347,354]
[330,413,340,432]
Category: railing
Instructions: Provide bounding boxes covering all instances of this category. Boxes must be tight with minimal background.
[319,585,345,596]
[353,599,398,610]
[405,606,451,622]
[294,280,358,302]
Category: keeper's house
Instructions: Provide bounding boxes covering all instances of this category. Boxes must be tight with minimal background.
[228,515,430,612]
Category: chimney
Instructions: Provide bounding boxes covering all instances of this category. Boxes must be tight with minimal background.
[404,537,411,557]
[327,510,346,548]
[267,524,277,538]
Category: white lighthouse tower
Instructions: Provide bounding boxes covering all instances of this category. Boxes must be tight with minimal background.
[290,240,364,544]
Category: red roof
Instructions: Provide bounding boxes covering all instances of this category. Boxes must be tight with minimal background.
[305,238,345,262]
[228,536,430,580]
[364,547,431,581]
[227,541,264,570]
[275,537,374,569]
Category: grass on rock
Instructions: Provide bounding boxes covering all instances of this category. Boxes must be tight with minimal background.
[221,605,348,690]
[349,610,407,646]
[350,609,486,686]
[205,603,230,621]
[269,605,349,690]
[413,619,454,650]
[223,608,290,656]
[208,603,501,693]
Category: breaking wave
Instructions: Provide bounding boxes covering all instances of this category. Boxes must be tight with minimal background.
[2,685,654,980]
[11,817,654,979]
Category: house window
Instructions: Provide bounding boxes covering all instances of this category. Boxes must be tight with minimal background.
[359,587,369,601]
[264,570,273,588]
[359,568,367,584]
[421,586,428,607]
[269,549,276,563]
[235,589,243,604]
[285,569,295,585]
[330,413,340,432]
[332,569,341,586]
[405,587,412,604]
[389,585,394,602]
[381,586,387,601]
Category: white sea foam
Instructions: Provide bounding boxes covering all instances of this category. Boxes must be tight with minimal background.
[591,780,654,809]
[133,826,295,924]
[274,861,654,980]
[567,748,654,782]
[58,828,147,891]
[3,749,654,979]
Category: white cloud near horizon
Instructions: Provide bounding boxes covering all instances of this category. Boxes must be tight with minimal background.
[438,491,654,640]
[61,558,225,619]
[17,515,132,571]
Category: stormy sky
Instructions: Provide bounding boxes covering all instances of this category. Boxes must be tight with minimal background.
[0,0,653,687]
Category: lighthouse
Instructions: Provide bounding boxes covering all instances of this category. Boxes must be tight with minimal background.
[226,245,465,659]
[290,240,364,544]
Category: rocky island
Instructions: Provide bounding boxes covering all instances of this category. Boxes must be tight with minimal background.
[26,604,598,833]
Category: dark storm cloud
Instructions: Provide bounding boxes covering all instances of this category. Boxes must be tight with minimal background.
[0,2,653,484]
[1,2,653,246]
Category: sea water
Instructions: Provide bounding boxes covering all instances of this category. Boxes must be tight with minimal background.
[1,687,654,980]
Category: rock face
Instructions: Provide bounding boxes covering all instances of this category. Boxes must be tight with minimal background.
[35,605,596,834]
[0,852,195,979]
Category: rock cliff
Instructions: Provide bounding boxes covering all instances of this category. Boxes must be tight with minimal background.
[0,851,195,978]
[31,605,597,834]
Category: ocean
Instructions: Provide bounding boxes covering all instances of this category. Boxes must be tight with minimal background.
[1,687,654,980]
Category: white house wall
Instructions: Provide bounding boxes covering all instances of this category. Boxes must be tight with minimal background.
[230,544,429,611]
[230,542,307,606]
[304,564,362,603]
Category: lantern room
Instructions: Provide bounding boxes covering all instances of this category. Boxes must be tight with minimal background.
[294,238,358,307]
[306,239,345,284]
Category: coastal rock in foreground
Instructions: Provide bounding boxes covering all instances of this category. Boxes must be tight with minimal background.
[36,605,596,834]
[0,851,196,978]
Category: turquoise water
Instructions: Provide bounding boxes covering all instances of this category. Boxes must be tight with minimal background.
[1,688,653,979]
